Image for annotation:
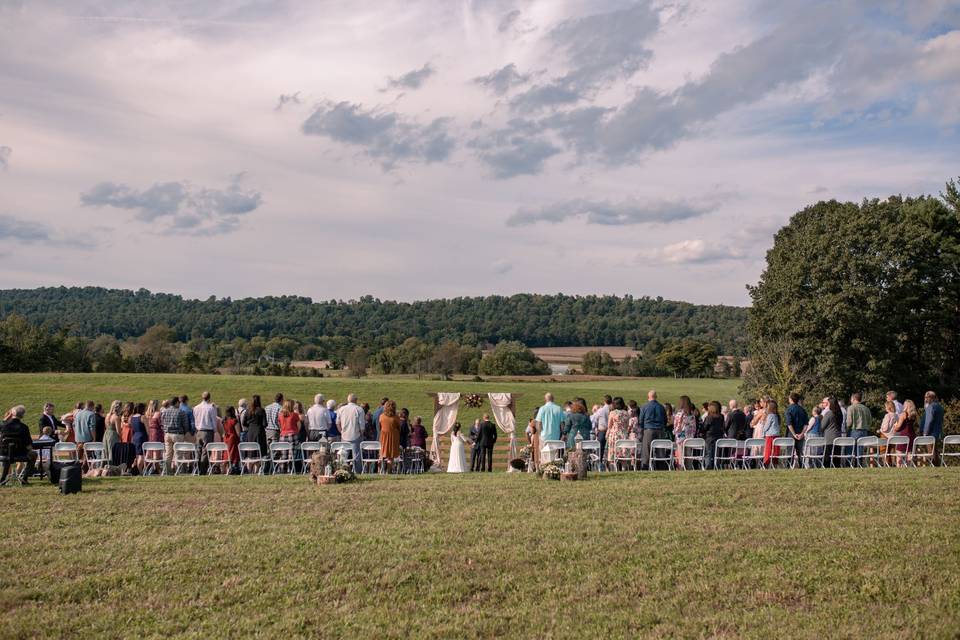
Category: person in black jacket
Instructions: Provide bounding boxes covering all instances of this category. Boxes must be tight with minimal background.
[724,400,747,440]
[702,401,726,469]
[38,403,63,442]
[1,405,36,484]
[476,414,498,472]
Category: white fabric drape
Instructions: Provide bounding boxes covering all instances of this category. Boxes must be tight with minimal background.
[487,392,518,468]
[429,392,461,466]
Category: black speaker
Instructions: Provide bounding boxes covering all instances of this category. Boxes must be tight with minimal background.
[58,464,82,494]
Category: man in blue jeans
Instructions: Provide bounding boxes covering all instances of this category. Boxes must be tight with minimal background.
[336,394,365,473]
[638,390,667,470]
[845,392,872,459]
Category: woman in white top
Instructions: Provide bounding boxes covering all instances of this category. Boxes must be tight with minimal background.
[447,422,469,473]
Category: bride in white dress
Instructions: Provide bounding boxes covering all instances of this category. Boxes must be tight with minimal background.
[447,423,469,473]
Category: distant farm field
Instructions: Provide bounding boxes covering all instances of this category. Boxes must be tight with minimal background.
[1,469,958,638]
[530,346,643,364]
[0,372,738,429]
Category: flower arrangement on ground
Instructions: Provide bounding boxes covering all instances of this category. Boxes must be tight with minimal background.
[538,460,563,480]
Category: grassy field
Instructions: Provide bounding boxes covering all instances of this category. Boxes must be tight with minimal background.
[0,372,738,432]
[1,469,958,638]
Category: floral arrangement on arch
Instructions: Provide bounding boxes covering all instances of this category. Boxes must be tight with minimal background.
[463,393,484,409]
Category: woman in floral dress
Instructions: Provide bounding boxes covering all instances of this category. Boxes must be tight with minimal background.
[605,397,630,466]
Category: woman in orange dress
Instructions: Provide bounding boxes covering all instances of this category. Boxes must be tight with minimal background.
[378,400,401,472]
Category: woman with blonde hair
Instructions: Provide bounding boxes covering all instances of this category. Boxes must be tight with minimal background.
[103,400,122,461]
[378,399,401,472]
[145,400,163,442]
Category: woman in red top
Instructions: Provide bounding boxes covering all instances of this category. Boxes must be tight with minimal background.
[223,406,241,466]
[278,400,301,442]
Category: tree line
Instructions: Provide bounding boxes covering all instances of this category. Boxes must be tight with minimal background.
[0,288,748,356]
[744,177,960,406]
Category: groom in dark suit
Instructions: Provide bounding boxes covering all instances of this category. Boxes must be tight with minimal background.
[477,414,498,472]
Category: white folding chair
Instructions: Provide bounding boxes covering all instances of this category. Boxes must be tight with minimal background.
[405,446,425,474]
[173,442,199,475]
[238,442,267,475]
[801,437,826,468]
[82,442,108,470]
[910,436,936,467]
[52,442,79,465]
[142,442,165,475]
[941,435,960,466]
[741,438,765,469]
[831,437,856,468]
[770,437,796,469]
[330,442,355,469]
[681,438,706,470]
[299,442,321,474]
[269,442,295,474]
[648,439,675,471]
[580,440,603,472]
[713,439,739,470]
[855,436,880,468]
[540,440,566,464]
[357,441,380,474]
[885,436,910,467]
[613,439,637,471]
[205,442,229,474]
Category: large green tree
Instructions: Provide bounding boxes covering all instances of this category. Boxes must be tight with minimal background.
[746,179,960,404]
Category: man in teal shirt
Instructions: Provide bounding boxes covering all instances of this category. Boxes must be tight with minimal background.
[845,392,872,457]
[536,393,564,442]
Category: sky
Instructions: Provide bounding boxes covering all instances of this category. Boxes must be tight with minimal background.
[1,0,958,306]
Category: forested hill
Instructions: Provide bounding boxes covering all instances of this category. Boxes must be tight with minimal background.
[0,287,749,354]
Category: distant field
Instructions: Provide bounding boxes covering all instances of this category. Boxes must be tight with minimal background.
[531,346,642,363]
[1,469,957,638]
[0,373,737,428]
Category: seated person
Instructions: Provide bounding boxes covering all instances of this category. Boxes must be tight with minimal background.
[1,405,37,483]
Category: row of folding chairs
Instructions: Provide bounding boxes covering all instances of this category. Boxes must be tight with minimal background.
[537,435,957,471]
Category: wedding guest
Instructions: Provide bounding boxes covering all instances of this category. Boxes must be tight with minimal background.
[724,400,746,440]
[663,403,674,434]
[361,403,377,441]
[371,397,388,440]
[161,396,188,473]
[120,402,134,444]
[806,406,822,438]
[244,395,268,457]
[179,395,196,442]
[103,400,121,461]
[278,400,301,443]
[193,392,218,461]
[596,395,611,461]
[263,392,282,445]
[378,400,401,472]
[223,406,240,467]
[697,401,722,469]
[673,396,698,463]
[879,401,898,440]
[762,399,781,466]
[131,402,148,472]
[337,393,365,473]
[821,397,843,466]
[146,399,164,442]
[923,391,944,440]
[535,393,564,443]
[885,391,904,416]
[845,393,872,452]
[38,403,63,440]
[606,397,629,467]
[526,411,540,468]
[891,400,918,466]
[639,391,667,470]
[0,406,36,483]
[409,416,427,449]
[399,408,410,449]
[306,394,330,441]
[785,393,808,464]
[325,400,340,441]
[74,401,97,450]
[237,398,248,441]
[563,401,592,450]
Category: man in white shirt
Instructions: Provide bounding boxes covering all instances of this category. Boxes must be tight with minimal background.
[336,393,365,473]
[306,394,330,440]
[885,390,904,416]
[193,391,218,457]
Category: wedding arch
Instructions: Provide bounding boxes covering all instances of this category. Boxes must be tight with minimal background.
[426,392,521,470]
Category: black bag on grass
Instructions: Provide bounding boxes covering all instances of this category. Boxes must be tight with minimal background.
[58,464,82,494]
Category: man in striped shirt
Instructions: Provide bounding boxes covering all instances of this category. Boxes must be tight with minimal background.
[265,393,283,445]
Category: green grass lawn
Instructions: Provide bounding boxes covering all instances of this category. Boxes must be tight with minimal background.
[0,372,738,433]
[1,469,958,638]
